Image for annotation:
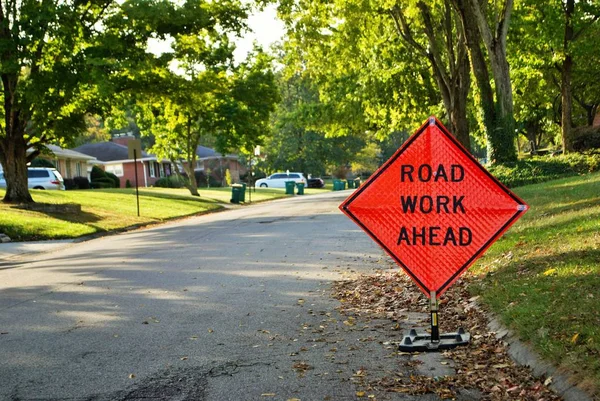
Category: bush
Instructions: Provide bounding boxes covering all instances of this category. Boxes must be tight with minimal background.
[488,152,600,188]
[91,177,115,189]
[73,176,90,190]
[105,171,120,188]
[63,178,77,190]
[90,165,106,181]
[154,175,186,188]
[194,171,222,188]
[225,169,232,186]
[126,179,132,188]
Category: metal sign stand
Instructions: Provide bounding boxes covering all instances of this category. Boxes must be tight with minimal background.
[399,291,470,352]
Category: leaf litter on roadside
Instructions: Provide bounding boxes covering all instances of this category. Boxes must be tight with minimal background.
[332,270,562,401]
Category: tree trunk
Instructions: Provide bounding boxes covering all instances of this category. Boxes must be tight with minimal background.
[1,71,34,203]
[0,135,33,204]
[561,0,575,153]
[489,46,517,163]
[451,49,471,149]
[452,0,496,159]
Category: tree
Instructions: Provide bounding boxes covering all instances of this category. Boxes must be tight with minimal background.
[136,47,279,197]
[0,0,249,203]
[0,1,113,203]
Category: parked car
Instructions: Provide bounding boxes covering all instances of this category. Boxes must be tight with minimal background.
[307,177,325,188]
[255,172,307,188]
[0,167,65,190]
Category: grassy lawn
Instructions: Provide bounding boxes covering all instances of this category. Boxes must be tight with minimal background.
[0,185,333,241]
[467,171,600,393]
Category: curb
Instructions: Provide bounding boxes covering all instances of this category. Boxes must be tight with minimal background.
[487,316,593,401]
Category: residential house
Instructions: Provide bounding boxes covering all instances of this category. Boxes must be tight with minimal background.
[74,136,172,188]
[40,144,97,179]
[191,146,246,184]
[0,145,97,179]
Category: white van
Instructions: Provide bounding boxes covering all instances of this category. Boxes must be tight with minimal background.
[0,168,65,190]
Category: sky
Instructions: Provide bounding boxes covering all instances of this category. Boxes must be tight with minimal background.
[233,4,286,63]
[147,4,285,65]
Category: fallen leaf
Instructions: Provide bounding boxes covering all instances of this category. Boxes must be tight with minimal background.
[571,333,579,344]
[208,328,214,333]
[261,393,276,397]
[356,391,366,397]
[180,357,188,361]
[128,374,136,379]
[544,376,553,386]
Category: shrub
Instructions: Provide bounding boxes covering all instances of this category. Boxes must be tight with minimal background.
[63,178,77,190]
[105,171,120,188]
[126,179,132,188]
[154,175,186,188]
[91,177,115,189]
[73,176,90,189]
[488,152,600,188]
[90,165,106,181]
[225,169,232,186]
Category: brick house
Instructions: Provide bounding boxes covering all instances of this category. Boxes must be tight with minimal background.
[33,144,97,179]
[190,146,245,184]
[74,137,172,188]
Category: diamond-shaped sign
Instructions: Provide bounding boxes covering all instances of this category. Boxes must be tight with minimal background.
[340,117,528,298]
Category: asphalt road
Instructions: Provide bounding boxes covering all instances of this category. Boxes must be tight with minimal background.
[0,191,447,401]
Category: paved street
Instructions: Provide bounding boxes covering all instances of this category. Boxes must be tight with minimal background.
[0,191,446,401]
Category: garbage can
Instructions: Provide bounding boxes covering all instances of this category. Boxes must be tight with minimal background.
[240,183,247,203]
[230,184,243,204]
[347,179,354,189]
[354,178,361,187]
[332,180,340,191]
[285,181,296,195]
[296,182,305,195]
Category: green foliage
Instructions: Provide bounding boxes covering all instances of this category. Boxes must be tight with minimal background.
[154,175,186,188]
[225,169,232,186]
[30,158,56,168]
[90,166,107,181]
[73,177,90,190]
[488,152,600,188]
[126,179,132,188]
[105,172,121,188]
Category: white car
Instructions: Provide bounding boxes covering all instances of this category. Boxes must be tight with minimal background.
[0,167,65,190]
[255,172,307,188]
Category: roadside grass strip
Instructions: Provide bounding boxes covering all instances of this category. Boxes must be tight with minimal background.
[468,171,600,395]
[0,188,222,241]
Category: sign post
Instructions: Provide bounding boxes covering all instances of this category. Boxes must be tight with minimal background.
[340,117,528,351]
[128,139,142,217]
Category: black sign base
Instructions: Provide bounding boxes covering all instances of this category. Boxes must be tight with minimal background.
[399,328,470,352]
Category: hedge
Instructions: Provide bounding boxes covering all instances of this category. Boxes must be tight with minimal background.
[488,152,600,188]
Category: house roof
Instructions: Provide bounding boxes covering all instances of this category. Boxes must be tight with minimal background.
[45,144,97,161]
[73,142,150,162]
[196,145,238,160]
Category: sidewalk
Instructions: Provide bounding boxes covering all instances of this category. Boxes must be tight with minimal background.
[0,239,74,261]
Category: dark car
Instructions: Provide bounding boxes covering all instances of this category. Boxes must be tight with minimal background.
[307,177,325,188]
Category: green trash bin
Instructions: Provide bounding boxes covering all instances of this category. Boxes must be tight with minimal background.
[230,184,243,204]
[347,179,354,189]
[296,182,305,195]
[354,178,361,187]
[285,181,296,195]
[332,180,340,191]
[240,183,247,203]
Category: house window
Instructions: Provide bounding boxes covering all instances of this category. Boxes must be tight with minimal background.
[149,161,156,178]
[106,164,124,177]
[66,160,72,178]
[76,162,82,177]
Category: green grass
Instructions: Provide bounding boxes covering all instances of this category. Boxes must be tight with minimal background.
[468,172,600,394]
[0,185,333,241]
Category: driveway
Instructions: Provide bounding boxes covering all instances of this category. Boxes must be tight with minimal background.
[0,191,444,401]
